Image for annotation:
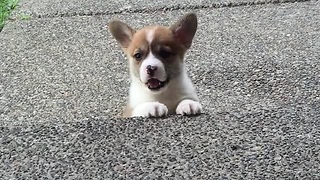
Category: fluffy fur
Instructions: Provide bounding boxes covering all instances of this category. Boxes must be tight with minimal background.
[108,13,202,117]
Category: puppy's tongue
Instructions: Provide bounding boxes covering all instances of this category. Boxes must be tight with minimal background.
[147,78,162,89]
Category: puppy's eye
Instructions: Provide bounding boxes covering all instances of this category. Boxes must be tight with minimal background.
[133,52,142,61]
[159,49,172,59]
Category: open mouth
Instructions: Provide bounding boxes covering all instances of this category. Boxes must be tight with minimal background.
[146,78,167,90]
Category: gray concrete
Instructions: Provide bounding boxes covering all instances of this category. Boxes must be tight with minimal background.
[1,0,320,179]
[12,0,304,18]
[1,113,319,179]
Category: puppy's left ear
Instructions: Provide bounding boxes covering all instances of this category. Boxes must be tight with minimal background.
[108,20,135,48]
[170,13,198,49]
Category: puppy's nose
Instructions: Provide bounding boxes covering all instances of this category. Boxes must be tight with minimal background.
[146,65,157,76]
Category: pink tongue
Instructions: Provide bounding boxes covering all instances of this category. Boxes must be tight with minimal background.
[148,79,161,88]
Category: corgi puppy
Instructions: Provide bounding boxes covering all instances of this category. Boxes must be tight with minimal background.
[108,13,202,117]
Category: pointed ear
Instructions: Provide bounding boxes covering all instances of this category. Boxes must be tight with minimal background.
[170,13,197,49]
[108,20,135,48]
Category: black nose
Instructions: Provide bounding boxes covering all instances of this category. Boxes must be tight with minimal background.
[146,65,157,76]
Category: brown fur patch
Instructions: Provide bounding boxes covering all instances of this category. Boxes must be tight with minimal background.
[124,26,187,77]
[152,26,187,59]
[126,28,150,59]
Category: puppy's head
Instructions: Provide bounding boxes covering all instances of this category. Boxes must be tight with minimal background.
[109,13,197,92]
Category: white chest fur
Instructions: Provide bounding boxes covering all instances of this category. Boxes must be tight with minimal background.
[128,67,198,115]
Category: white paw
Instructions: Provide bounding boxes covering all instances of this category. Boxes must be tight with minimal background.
[132,102,168,117]
[176,99,202,116]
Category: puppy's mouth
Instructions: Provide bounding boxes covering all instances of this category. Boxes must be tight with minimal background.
[146,78,168,91]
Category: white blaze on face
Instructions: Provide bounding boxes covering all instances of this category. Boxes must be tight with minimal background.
[146,28,154,43]
[139,28,167,83]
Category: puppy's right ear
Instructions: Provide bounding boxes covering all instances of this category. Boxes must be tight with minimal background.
[108,20,135,48]
[170,13,197,49]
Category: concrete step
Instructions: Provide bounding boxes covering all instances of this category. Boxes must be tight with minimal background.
[1,111,319,179]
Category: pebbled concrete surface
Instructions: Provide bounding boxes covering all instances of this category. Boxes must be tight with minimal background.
[1,1,319,125]
[0,112,319,179]
[13,0,308,18]
[0,0,320,179]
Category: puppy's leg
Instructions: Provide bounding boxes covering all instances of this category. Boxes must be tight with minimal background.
[176,99,202,116]
[132,102,168,117]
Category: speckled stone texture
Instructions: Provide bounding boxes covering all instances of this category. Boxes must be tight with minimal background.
[12,0,310,18]
[0,0,319,179]
[1,112,319,179]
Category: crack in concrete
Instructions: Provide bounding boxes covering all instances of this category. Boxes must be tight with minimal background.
[30,0,313,19]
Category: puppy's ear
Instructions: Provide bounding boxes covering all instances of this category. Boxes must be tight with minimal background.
[170,13,197,49]
[108,20,135,48]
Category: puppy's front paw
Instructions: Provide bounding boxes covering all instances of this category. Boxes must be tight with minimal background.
[176,99,202,116]
[132,102,168,117]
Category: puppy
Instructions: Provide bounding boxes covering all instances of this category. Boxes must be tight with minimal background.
[108,13,202,117]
